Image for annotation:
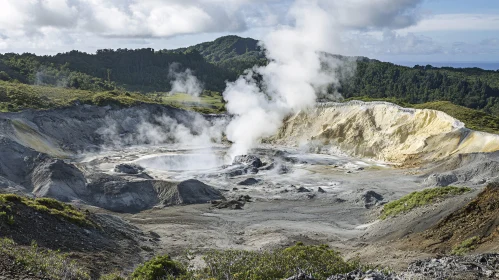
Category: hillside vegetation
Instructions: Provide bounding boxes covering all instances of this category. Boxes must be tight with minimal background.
[1,35,499,113]
[1,35,499,124]
[0,81,224,114]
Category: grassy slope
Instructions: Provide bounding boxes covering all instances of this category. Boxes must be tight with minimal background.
[0,81,224,114]
[380,186,471,219]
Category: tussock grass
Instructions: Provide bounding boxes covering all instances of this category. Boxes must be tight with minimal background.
[451,236,480,255]
[0,238,90,279]
[0,80,224,114]
[381,186,471,219]
[0,194,93,227]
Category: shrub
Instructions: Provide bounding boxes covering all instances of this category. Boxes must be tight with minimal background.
[381,186,471,219]
[203,243,360,280]
[99,272,126,280]
[451,236,480,255]
[0,238,90,279]
[131,255,187,280]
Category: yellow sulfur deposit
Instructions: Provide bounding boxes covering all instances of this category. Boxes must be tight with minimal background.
[271,101,499,165]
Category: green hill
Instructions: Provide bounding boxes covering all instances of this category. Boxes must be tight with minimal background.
[1,35,499,115]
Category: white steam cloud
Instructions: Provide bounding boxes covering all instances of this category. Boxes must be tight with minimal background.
[223,0,424,158]
[98,112,225,148]
[168,63,204,97]
[223,0,345,158]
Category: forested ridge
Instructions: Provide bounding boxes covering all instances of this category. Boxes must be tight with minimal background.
[1,35,499,114]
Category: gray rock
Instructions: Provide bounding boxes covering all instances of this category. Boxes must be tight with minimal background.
[86,173,159,212]
[360,190,384,209]
[114,163,144,175]
[286,272,315,280]
[232,155,263,168]
[296,186,311,193]
[212,200,244,210]
[318,187,326,193]
[237,178,260,186]
[30,159,88,202]
[158,179,225,206]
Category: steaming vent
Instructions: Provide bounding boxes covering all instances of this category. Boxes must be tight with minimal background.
[134,153,224,172]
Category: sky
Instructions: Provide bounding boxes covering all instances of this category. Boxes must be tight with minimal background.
[0,0,498,64]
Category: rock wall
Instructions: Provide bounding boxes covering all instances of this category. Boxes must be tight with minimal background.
[271,101,499,164]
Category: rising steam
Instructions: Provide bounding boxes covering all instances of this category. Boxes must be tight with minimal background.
[223,0,346,158]
[168,63,204,97]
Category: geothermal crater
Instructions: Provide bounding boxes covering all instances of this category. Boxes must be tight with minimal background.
[1,101,499,276]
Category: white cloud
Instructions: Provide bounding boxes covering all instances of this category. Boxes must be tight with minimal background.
[402,14,499,33]
[345,30,443,56]
[325,0,423,30]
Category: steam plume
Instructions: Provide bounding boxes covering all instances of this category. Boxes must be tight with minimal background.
[168,63,203,97]
[223,0,346,158]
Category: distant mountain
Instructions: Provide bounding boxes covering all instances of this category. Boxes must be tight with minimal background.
[176,35,266,75]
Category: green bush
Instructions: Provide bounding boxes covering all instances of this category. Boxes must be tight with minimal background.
[99,272,125,280]
[202,243,360,280]
[451,236,480,255]
[131,255,187,280]
[381,186,471,219]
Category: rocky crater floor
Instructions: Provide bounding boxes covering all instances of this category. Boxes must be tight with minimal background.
[1,102,499,278]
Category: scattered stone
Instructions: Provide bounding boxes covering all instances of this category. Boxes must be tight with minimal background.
[286,272,315,280]
[280,189,289,193]
[318,187,326,193]
[238,178,260,186]
[212,200,245,210]
[327,269,399,280]
[307,193,316,199]
[403,254,499,280]
[238,195,252,202]
[296,186,311,193]
[114,163,144,175]
[226,166,259,177]
[232,187,238,191]
[259,162,290,174]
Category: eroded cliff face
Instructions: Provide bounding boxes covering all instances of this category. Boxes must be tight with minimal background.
[271,101,499,164]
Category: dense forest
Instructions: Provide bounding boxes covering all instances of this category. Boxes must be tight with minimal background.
[1,35,499,113]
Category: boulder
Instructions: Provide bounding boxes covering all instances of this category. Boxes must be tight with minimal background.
[114,163,144,175]
[158,179,224,206]
[31,159,89,202]
[360,190,384,209]
[296,186,311,193]
[86,173,159,212]
[232,155,263,168]
[237,178,260,186]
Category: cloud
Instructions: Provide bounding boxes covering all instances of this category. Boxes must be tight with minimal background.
[326,0,424,30]
[347,30,443,56]
[448,38,499,55]
[402,14,499,33]
[0,0,281,39]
